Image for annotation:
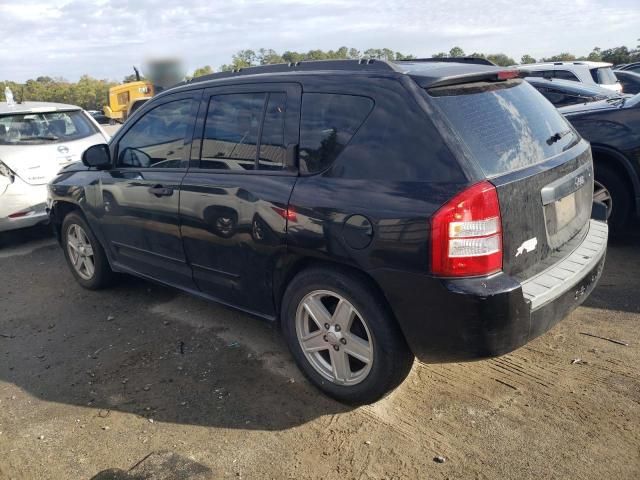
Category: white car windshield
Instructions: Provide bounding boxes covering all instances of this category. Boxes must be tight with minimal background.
[0,110,98,145]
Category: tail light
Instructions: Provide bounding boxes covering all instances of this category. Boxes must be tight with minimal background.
[0,160,15,183]
[431,181,503,277]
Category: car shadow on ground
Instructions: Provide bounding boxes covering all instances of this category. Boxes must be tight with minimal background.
[0,228,350,434]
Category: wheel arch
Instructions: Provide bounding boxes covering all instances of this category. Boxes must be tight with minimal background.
[50,200,83,244]
[273,256,402,331]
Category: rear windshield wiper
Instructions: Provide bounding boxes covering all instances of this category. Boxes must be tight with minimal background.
[546,130,573,145]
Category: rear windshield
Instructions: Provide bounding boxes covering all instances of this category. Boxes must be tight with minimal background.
[590,67,618,85]
[428,80,577,177]
[0,110,98,145]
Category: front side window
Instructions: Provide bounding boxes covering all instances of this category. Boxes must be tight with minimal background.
[117,98,193,169]
[0,110,98,145]
[200,92,288,171]
[299,93,373,174]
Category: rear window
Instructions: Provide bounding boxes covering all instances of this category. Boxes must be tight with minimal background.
[429,80,577,177]
[0,110,98,145]
[590,67,617,85]
[299,93,373,174]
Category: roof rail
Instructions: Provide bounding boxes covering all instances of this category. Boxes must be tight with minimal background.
[398,57,496,66]
[188,59,398,84]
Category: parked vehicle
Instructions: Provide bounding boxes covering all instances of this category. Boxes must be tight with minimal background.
[516,61,622,93]
[48,59,608,404]
[613,70,640,95]
[559,94,640,231]
[525,77,623,107]
[614,62,640,74]
[0,100,108,232]
[88,110,113,125]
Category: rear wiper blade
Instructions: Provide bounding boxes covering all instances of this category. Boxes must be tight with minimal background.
[546,130,572,145]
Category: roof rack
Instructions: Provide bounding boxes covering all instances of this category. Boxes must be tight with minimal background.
[399,57,496,66]
[188,59,398,84]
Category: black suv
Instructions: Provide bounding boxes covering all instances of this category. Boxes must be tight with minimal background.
[48,59,608,404]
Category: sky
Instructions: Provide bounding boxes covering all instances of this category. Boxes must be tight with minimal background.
[1,0,639,82]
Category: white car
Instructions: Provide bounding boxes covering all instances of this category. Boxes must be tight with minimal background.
[515,61,622,93]
[0,101,109,232]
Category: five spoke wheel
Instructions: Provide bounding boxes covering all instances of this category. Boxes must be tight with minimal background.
[295,290,374,386]
[66,223,95,280]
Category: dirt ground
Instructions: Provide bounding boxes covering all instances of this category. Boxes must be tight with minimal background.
[0,223,639,479]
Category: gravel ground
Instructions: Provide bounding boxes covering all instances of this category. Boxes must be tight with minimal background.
[0,222,639,479]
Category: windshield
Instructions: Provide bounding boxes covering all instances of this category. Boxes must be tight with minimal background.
[428,80,578,177]
[591,67,618,85]
[0,110,98,145]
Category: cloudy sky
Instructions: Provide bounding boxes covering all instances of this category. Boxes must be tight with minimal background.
[1,0,639,82]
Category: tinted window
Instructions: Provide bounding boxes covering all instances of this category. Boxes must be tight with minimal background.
[201,93,264,171]
[430,80,577,177]
[591,67,617,85]
[554,70,579,81]
[0,110,98,145]
[259,93,287,170]
[117,99,192,168]
[299,93,373,174]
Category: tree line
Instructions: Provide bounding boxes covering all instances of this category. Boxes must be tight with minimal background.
[2,43,638,110]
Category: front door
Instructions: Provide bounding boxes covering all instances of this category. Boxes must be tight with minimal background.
[99,91,200,287]
[179,83,301,315]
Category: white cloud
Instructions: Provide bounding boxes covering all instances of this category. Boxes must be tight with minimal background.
[1,0,638,81]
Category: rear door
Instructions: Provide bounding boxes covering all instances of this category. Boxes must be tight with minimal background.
[428,79,594,280]
[179,83,301,315]
[99,91,200,287]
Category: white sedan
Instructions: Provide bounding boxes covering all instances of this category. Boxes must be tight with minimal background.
[0,101,109,232]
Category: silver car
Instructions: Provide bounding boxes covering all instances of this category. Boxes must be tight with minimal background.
[515,61,622,93]
[0,101,109,232]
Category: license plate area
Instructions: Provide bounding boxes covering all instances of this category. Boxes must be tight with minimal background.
[554,192,577,230]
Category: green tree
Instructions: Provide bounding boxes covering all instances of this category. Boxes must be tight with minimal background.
[520,54,537,64]
[257,49,283,65]
[586,47,602,62]
[486,53,516,66]
[192,65,213,78]
[449,46,465,57]
[542,52,576,62]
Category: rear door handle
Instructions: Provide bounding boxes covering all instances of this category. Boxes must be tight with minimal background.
[148,185,174,197]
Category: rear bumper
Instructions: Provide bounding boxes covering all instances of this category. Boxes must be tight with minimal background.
[371,219,608,362]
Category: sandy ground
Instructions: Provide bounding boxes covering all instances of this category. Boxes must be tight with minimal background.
[0,223,638,479]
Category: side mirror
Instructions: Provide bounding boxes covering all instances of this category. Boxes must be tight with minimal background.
[82,144,111,169]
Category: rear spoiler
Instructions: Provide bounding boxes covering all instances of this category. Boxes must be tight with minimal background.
[401,57,496,66]
[418,69,530,89]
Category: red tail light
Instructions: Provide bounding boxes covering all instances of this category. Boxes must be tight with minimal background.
[431,181,503,277]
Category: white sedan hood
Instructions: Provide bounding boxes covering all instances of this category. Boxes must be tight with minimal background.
[0,133,105,185]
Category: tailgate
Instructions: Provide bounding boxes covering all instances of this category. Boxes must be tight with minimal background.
[492,141,593,278]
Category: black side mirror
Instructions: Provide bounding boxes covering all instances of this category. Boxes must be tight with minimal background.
[82,144,111,169]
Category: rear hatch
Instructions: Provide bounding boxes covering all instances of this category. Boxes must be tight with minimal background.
[426,79,593,279]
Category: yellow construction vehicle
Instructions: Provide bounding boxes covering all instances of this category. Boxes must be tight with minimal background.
[103,67,153,123]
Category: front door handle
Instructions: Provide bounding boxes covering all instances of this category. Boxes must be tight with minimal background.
[148,185,174,197]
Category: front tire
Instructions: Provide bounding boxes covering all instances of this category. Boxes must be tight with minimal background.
[281,267,414,405]
[62,212,114,289]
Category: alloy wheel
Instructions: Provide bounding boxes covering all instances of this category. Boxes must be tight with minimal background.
[593,180,613,219]
[295,290,374,386]
[66,223,95,280]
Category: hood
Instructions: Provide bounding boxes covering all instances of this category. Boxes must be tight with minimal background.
[559,98,625,116]
[0,133,104,185]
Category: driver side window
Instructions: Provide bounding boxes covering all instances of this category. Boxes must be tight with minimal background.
[117,98,193,169]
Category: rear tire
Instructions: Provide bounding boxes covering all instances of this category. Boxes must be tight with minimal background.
[594,163,631,233]
[281,266,414,405]
[62,212,115,289]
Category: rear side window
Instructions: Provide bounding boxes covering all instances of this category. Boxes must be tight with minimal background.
[590,67,617,85]
[299,93,373,174]
[554,70,579,81]
[429,80,577,177]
